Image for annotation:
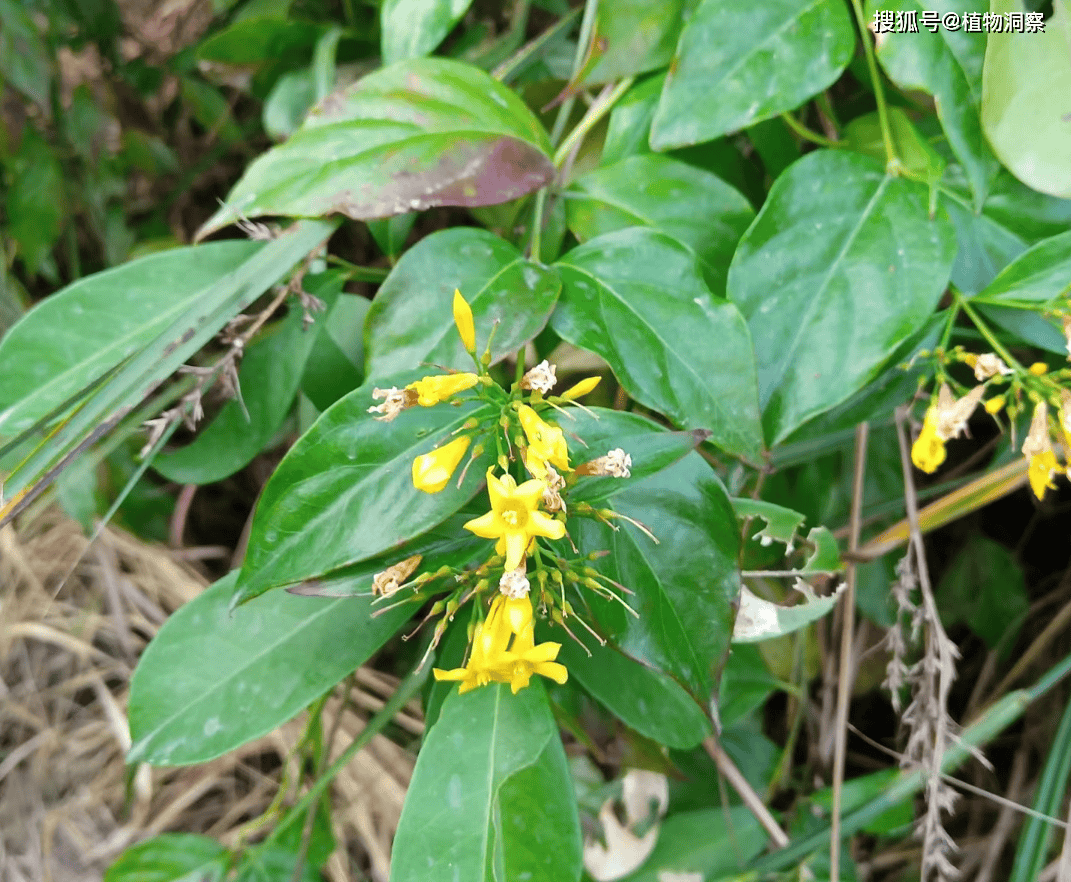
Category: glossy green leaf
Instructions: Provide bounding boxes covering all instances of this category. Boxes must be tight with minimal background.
[390,683,582,882]
[982,0,1071,198]
[974,230,1071,352]
[559,639,711,749]
[573,0,684,86]
[155,273,344,485]
[602,74,664,164]
[573,454,740,700]
[844,107,946,186]
[234,380,495,603]
[719,643,780,728]
[564,407,709,504]
[727,150,957,444]
[650,0,854,149]
[983,170,1071,242]
[381,0,475,65]
[0,241,262,435]
[618,806,765,881]
[564,154,754,294]
[871,0,997,207]
[552,228,763,461]
[104,834,229,882]
[263,67,317,140]
[200,59,553,237]
[943,182,1028,294]
[196,15,324,64]
[4,127,64,277]
[128,571,416,765]
[300,292,367,411]
[367,212,416,260]
[364,228,560,380]
[0,0,51,109]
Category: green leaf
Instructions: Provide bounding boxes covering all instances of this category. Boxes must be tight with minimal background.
[650,0,854,149]
[732,583,843,643]
[844,107,946,186]
[727,149,957,444]
[381,0,475,65]
[233,847,321,882]
[982,0,1071,198]
[0,241,262,435]
[552,228,763,461]
[618,806,766,881]
[200,59,554,237]
[128,571,416,765]
[573,0,685,86]
[300,292,367,410]
[565,407,709,504]
[0,0,51,109]
[564,154,754,294]
[573,454,740,700]
[871,0,997,207]
[602,73,664,164]
[4,127,65,277]
[974,230,1071,352]
[155,273,345,484]
[263,67,317,140]
[390,683,582,882]
[234,380,495,603]
[105,834,229,882]
[196,14,324,64]
[558,639,711,749]
[364,228,560,380]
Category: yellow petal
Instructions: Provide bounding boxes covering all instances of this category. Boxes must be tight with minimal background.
[529,510,566,541]
[453,288,476,353]
[560,376,600,401]
[501,531,530,571]
[412,435,471,493]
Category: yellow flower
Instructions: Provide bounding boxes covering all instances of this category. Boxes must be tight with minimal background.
[453,289,476,353]
[517,405,570,478]
[432,595,546,694]
[1029,362,1049,376]
[560,376,600,401]
[911,406,946,474]
[407,372,479,406]
[412,435,471,493]
[489,619,568,694]
[464,468,566,570]
[1028,449,1059,500]
[984,395,1005,415]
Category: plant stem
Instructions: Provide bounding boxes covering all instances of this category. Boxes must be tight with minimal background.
[955,291,1025,371]
[552,76,634,169]
[781,112,840,149]
[848,0,898,170]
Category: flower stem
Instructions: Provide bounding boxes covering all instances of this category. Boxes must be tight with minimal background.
[780,112,839,149]
[955,291,1024,371]
[848,0,898,170]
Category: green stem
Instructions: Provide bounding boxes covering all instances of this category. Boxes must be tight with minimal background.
[324,255,389,282]
[780,112,839,149]
[493,6,580,83]
[552,76,635,169]
[528,188,548,263]
[937,302,961,351]
[848,0,897,170]
[955,291,1025,371]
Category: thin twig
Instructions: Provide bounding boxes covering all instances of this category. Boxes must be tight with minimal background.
[831,422,868,882]
[703,738,791,850]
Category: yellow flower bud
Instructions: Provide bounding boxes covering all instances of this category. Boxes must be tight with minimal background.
[407,372,479,406]
[911,406,946,474]
[560,376,601,401]
[1029,362,1049,376]
[453,288,476,353]
[984,395,1005,415]
[412,435,471,493]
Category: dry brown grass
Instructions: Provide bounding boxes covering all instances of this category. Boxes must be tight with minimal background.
[0,511,416,882]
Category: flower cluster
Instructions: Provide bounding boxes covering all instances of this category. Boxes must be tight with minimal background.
[912,348,1071,500]
[368,289,641,696]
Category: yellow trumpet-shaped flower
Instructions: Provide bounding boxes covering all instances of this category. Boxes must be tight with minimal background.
[489,620,568,694]
[407,372,479,406]
[1023,401,1059,500]
[453,289,476,353]
[560,376,600,401]
[412,435,471,493]
[911,406,946,474]
[464,468,566,570]
[517,405,570,479]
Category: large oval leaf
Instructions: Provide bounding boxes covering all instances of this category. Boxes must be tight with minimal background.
[390,683,582,882]
[551,228,763,461]
[650,0,854,149]
[982,0,1071,198]
[573,454,740,701]
[564,154,754,295]
[364,228,560,380]
[572,0,684,86]
[0,241,261,435]
[234,377,495,603]
[200,59,553,237]
[128,572,416,765]
[727,150,956,444]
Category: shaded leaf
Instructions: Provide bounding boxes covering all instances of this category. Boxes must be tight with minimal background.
[0,0,51,109]
[573,0,684,86]
[129,572,416,765]
[364,228,560,380]
[390,683,582,882]
[552,228,763,461]
[4,127,65,277]
[104,834,229,882]
[564,154,754,294]
[727,150,957,443]
[381,0,475,65]
[650,0,854,149]
[732,583,843,643]
[200,59,553,237]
